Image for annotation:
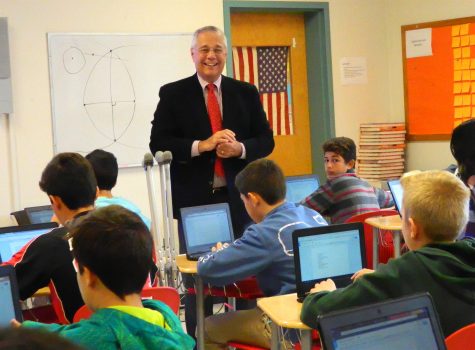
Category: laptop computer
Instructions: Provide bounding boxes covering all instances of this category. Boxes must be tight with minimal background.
[387,179,403,216]
[293,223,366,302]
[0,222,58,263]
[317,293,447,350]
[24,205,54,224]
[10,210,29,226]
[180,203,235,261]
[0,265,23,326]
[285,174,320,203]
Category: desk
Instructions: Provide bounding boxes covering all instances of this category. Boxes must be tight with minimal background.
[34,287,50,297]
[176,255,205,350]
[257,293,312,350]
[365,215,402,269]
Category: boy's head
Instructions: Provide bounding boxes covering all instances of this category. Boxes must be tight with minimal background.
[322,137,356,178]
[69,205,152,306]
[401,170,469,249]
[450,119,475,184]
[39,153,97,216]
[85,149,118,191]
[235,159,286,222]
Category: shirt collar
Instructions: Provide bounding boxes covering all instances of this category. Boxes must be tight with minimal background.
[197,74,222,92]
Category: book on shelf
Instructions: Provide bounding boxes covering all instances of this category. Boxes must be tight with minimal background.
[360,123,405,132]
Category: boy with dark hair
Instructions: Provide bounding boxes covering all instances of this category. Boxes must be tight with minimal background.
[19,205,194,350]
[301,136,393,223]
[85,149,151,228]
[7,153,96,323]
[197,159,327,349]
[450,119,475,237]
[300,170,475,337]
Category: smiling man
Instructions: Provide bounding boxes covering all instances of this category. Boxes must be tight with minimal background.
[149,25,274,339]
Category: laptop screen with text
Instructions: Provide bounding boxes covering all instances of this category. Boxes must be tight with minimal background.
[0,266,23,325]
[286,175,320,203]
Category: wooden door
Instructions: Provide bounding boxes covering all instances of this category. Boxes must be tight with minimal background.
[231,13,312,176]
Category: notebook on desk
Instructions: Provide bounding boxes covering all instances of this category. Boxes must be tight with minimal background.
[317,293,446,350]
[0,222,58,263]
[180,203,235,261]
[387,179,403,216]
[285,174,320,203]
[24,205,54,224]
[293,223,366,303]
[0,265,23,326]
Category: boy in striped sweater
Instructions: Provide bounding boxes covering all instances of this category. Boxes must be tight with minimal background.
[301,137,393,223]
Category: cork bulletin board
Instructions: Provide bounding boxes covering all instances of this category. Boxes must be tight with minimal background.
[402,17,475,141]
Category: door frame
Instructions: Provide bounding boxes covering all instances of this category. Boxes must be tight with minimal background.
[223,1,335,179]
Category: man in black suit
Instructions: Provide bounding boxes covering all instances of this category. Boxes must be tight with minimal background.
[149,25,274,338]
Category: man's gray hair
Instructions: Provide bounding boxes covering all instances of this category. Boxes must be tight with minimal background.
[191,26,228,49]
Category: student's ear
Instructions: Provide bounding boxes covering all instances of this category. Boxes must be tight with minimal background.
[346,159,356,169]
[247,192,261,207]
[82,266,98,288]
[49,195,63,211]
[408,217,420,241]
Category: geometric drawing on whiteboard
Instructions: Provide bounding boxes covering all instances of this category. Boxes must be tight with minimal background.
[64,46,138,150]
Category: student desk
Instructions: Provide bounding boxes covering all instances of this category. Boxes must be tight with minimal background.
[176,254,206,350]
[365,215,402,269]
[257,293,313,350]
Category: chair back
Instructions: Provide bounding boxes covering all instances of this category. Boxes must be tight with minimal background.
[446,323,475,349]
[141,286,180,315]
[72,286,180,322]
[345,209,398,267]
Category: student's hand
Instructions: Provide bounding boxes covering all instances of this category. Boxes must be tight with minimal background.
[10,319,21,328]
[211,242,229,252]
[351,268,375,281]
[309,279,336,294]
[216,140,242,158]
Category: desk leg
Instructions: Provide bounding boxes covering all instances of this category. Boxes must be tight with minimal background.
[300,329,312,350]
[372,227,379,270]
[270,322,280,350]
[393,230,401,258]
[194,275,205,350]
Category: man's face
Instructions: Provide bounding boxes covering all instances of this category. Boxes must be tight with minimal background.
[324,152,353,179]
[191,31,227,83]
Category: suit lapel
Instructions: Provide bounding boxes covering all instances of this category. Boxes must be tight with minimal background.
[221,76,233,129]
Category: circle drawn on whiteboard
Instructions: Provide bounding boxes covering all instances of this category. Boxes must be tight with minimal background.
[63,47,86,74]
[82,47,136,147]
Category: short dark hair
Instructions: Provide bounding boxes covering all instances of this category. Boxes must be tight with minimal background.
[235,159,286,205]
[70,205,153,300]
[322,137,356,164]
[39,153,97,210]
[85,149,118,191]
[450,119,475,184]
[0,327,85,350]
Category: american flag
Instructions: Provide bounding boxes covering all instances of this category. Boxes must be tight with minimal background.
[232,46,293,136]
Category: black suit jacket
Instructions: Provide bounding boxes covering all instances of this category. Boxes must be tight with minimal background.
[149,74,274,236]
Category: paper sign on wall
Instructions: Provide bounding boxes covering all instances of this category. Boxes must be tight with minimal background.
[406,28,433,58]
[340,57,368,85]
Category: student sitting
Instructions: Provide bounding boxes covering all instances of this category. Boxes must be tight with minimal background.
[197,159,327,349]
[301,136,393,223]
[450,119,475,237]
[300,170,475,337]
[7,153,96,323]
[17,205,194,350]
[85,149,151,228]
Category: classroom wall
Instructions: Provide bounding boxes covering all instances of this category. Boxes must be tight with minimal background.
[0,0,470,226]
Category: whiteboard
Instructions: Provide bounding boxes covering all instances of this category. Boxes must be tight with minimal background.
[47,33,195,166]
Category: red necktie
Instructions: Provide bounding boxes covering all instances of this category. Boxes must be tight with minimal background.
[206,84,225,178]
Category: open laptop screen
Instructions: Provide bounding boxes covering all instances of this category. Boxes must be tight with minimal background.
[318,293,446,350]
[293,223,366,301]
[0,223,58,263]
[25,205,54,224]
[286,175,320,203]
[387,179,403,216]
[0,265,23,325]
[181,203,234,256]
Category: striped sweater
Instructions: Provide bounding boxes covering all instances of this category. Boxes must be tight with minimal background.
[300,173,393,224]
